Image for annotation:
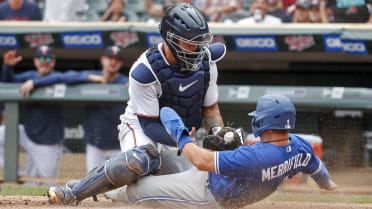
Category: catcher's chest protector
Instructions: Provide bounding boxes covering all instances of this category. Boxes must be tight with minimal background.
[146,48,210,130]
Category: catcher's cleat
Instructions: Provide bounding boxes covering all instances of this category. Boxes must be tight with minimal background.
[47,186,80,205]
[65,180,79,190]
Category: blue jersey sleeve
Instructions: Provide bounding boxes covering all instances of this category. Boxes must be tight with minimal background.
[2,64,15,82]
[310,160,331,189]
[294,136,322,175]
[2,64,39,82]
[62,70,128,85]
[62,70,93,84]
[32,72,63,87]
[216,147,261,177]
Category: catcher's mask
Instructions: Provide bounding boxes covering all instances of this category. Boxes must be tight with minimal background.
[159,3,212,71]
[248,94,296,137]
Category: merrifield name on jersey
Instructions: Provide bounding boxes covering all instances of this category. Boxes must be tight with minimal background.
[262,152,311,182]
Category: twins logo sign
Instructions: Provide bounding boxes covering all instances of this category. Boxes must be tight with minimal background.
[24,34,54,48]
[110,31,139,48]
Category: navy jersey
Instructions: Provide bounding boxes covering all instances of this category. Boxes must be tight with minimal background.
[0,1,42,20]
[209,134,322,207]
[103,11,129,21]
[63,70,128,150]
[1,65,64,145]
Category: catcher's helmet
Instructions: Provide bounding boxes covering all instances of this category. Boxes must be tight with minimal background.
[249,94,296,137]
[159,3,212,71]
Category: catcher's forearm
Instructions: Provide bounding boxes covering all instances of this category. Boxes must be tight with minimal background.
[202,103,224,131]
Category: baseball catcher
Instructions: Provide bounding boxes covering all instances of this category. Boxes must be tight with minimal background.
[47,3,226,205]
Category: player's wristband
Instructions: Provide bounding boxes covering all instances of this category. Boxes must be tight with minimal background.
[178,135,193,152]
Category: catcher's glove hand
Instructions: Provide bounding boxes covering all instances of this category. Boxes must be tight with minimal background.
[202,127,243,151]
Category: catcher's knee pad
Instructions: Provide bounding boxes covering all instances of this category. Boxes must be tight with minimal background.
[106,144,161,186]
[65,145,160,202]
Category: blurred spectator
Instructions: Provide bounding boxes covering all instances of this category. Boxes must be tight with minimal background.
[101,0,128,22]
[286,0,311,22]
[237,0,282,24]
[242,0,253,10]
[43,0,87,22]
[144,0,169,19]
[284,0,328,23]
[61,46,129,172]
[267,0,288,21]
[124,0,146,21]
[0,0,42,21]
[308,0,328,23]
[194,0,242,22]
[327,0,372,23]
[1,46,64,185]
[282,0,296,9]
[144,0,193,23]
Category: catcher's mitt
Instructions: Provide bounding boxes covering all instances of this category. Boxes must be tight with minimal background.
[202,127,243,151]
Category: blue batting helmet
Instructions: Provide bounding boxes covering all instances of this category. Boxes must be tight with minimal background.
[249,94,296,137]
[159,3,212,71]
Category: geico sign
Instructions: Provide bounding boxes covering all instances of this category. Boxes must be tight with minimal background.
[148,35,163,45]
[325,37,341,48]
[0,36,17,46]
[342,42,366,52]
[236,38,275,48]
[63,35,102,45]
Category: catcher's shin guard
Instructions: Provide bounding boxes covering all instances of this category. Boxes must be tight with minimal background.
[65,144,160,203]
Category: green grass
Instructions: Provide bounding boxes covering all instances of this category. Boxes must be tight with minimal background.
[268,192,372,203]
[0,185,48,196]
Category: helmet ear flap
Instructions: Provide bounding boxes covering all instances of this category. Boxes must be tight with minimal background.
[251,117,262,137]
[254,118,263,129]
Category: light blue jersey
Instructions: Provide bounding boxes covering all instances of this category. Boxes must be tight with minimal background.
[210,134,322,207]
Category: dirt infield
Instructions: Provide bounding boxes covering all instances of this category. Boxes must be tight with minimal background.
[1,153,372,209]
[1,190,372,209]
